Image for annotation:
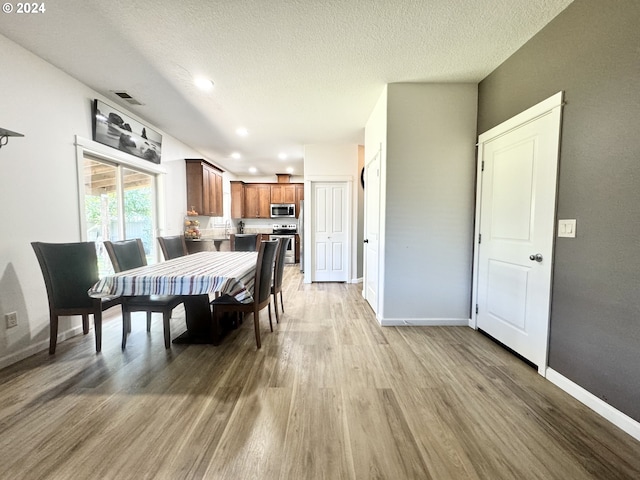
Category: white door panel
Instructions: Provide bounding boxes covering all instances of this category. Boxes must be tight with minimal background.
[476,92,563,374]
[363,152,381,312]
[486,260,529,331]
[491,139,536,240]
[312,182,348,282]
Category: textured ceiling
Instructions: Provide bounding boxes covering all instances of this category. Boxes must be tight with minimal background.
[0,0,573,176]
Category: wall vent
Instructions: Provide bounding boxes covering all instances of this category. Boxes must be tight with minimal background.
[111,91,144,106]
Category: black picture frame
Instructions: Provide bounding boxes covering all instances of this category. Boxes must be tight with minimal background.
[92,99,162,164]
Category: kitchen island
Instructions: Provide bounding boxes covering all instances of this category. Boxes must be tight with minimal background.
[185,237,229,253]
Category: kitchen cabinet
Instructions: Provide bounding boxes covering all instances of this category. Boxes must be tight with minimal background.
[230,181,245,218]
[185,159,223,216]
[270,184,296,204]
[258,233,271,245]
[244,183,271,218]
[230,181,303,218]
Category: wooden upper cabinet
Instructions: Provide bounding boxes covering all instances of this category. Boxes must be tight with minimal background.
[230,181,303,218]
[244,184,271,218]
[230,181,245,218]
[270,184,296,204]
[185,159,223,216]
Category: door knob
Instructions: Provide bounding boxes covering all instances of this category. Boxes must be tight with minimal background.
[364,239,369,243]
[529,253,543,262]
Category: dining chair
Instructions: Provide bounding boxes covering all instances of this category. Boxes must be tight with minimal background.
[104,239,185,349]
[31,241,121,354]
[210,240,278,348]
[157,235,188,260]
[271,237,290,324]
[231,233,259,252]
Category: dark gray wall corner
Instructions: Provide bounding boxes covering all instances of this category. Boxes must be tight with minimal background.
[477,0,640,422]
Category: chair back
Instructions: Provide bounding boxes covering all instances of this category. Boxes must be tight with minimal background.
[233,234,259,252]
[157,235,188,260]
[273,237,290,290]
[104,239,147,272]
[254,240,278,304]
[31,241,100,310]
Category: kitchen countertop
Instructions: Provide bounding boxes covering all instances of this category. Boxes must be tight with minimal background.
[185,237,228,242]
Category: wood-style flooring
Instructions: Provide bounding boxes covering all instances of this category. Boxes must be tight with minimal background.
[1,266,639,479]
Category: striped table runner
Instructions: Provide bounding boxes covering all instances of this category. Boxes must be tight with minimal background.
[89,251,258,303]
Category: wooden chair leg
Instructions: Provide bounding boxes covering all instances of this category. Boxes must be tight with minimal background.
[122,310,130,349]
[163,311,171,349]
[146,312,152,332]
[273,293,280,324]
[253,310,261,349]
[82,313,90,334]
[94,311,102,353]
[279,291,284,313]
[49,314,58,354]
[268,304,273,332]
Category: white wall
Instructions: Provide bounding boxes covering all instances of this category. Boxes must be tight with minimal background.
[0,34,208,368]
[303,144,360,283]
[364,83,478,325]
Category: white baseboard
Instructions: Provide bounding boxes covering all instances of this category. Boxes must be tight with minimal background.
[350,277,363,284]
[546,368,640,442]
[0,325,84,371]
[381,318,470,327]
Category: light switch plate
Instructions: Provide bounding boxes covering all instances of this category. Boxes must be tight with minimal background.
[558,219,576,238]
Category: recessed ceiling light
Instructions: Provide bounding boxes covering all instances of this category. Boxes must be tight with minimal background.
[194,77,214,91]
[286,167,294,173]
[231,152,241,159]
[236,127,249,137]
[278,152,288,160]
[249,167,257,173]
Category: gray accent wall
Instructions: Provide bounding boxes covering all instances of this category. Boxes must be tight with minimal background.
[478,0,640,421]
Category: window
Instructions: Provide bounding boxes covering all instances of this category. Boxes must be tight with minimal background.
[83,155,158,276]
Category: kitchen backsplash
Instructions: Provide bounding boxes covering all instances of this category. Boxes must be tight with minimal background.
[184,216,298,238]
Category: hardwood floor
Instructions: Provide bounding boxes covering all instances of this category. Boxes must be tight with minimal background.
[1,266,639,479]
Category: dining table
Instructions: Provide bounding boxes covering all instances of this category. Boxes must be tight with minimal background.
[89,251,258,344]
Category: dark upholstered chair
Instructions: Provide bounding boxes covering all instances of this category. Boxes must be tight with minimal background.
[231,233,259,252]
[271,237,290,324]
[104,239,184,349]
[157,235,188,260]
[210,240,278,348]
[31,241,121,354]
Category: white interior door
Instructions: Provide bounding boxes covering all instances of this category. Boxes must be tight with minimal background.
[363,152,381,312]
[312,182,348,282]
[475,92,563,374]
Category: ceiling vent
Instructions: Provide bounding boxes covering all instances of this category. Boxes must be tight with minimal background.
[112,91,144,106]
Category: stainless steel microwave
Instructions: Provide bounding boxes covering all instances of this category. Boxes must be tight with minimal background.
[270,203,295,218]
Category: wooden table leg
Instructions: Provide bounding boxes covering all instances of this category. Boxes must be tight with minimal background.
[172,294,221,345]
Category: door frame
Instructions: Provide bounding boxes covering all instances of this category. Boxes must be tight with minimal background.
[303,177,353,284]
[471,92,564,371]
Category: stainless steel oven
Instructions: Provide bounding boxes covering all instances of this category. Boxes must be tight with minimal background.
[270,223,297,264]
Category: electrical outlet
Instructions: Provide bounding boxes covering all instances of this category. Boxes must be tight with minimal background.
[5,312,18,329]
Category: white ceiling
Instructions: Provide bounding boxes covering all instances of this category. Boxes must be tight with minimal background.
[0,0,573,177]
